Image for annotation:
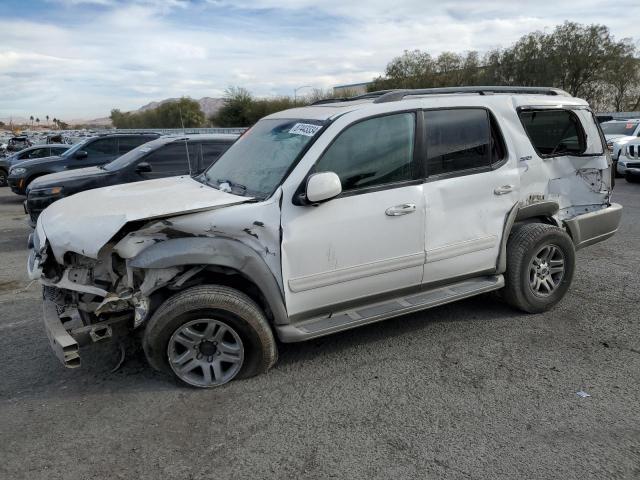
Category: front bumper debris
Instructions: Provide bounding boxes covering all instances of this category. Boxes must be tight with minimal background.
[43,299,80,368]
[564,203,623,250]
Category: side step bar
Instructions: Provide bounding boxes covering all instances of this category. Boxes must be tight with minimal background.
[277,275,504,342]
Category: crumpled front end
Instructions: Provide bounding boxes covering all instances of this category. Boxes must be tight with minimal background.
[29,190,283,368]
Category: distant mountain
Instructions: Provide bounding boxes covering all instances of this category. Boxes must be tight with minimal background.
[2,97,226,127]
[137,97,225,118]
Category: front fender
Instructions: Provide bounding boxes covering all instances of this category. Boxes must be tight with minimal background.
[129,237,288,325]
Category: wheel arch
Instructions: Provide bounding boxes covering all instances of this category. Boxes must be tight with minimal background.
[497,201,561,273]
[129,236,289,326]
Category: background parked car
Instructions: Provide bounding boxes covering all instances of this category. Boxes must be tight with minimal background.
[7,133,159,195]
[619,142,640,183]
[25,133,238,222]
[5,135,32,154]
[601,119,640,174]
[0,144,71,187]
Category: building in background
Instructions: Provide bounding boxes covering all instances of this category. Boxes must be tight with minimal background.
[333,82,372,96]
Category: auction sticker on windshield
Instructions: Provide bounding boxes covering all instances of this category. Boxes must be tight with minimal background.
[289,123,322,137]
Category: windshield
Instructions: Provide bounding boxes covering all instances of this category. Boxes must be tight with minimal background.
[601,122,638,136]
[203,118,325,198]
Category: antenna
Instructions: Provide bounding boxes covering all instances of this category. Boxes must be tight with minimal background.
[178,107,193,176]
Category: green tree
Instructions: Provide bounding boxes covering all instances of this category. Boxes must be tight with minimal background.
[369,22,640,111]
[210,87,255,127]
[110,97,205,128]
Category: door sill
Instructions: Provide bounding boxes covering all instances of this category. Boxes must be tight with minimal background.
[276,275,504,342]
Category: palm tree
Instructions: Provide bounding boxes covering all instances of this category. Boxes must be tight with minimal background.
[46,115,49,126]
[36,118,40,128]
[29,115,34,127]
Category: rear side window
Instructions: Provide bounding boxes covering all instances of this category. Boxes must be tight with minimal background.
[315,112,416,191]
[425,109,499,176]
[84,138,117,156]
[143,143,197,176]
[118,136,152,154]
[519,110,586,157]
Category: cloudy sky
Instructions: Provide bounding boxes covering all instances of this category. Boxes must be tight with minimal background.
[1,0,639,120]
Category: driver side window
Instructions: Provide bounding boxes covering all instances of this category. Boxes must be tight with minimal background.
[315,113,417,192]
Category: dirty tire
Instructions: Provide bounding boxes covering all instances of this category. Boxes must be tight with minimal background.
[503,223,575,314]
[143,285,277,387]
[0,168,7,187]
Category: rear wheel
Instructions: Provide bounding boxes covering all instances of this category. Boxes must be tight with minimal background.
[503,223,575,313]
[143,285,277,388]
[0,168,7,187]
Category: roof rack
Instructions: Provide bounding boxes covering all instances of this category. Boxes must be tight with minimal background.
[373,86,571,103]
[310,90,396,105]
[311,86,571,106]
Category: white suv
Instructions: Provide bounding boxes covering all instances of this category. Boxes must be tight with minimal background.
[28,87,622,388]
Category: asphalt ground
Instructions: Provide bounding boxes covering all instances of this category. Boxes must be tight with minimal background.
[0,182,639,479]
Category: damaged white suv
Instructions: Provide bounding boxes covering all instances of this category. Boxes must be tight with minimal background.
[29,87,622,388]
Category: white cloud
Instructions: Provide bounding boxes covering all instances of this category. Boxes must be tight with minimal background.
[2,0,639,120]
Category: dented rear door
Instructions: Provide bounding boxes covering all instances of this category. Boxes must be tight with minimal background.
[516,106,612,221]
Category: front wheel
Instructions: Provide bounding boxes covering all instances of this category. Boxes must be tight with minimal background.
[143,285,278,388]
[0,169,7,187]
[503,223,576,313]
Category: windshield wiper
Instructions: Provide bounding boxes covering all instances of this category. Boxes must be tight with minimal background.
[217,178,247,193]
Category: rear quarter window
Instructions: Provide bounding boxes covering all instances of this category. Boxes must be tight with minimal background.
[519,110,586,157]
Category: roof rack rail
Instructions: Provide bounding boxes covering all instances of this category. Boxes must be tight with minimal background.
[310,90,396,105]
[372,86,571,103]
[310,86,570,106]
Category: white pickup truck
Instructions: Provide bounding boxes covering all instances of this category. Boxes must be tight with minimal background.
[28,86,622,388]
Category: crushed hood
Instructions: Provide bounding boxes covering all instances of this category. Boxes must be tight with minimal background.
[39,175,251,261]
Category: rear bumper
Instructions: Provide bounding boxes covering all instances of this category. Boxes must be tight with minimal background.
[626,167,640,178]
[42,299,81,368]
[564,203,623,250]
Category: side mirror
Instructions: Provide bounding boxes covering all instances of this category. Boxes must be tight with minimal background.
[136,161,152,173]
[306,172,342,204]
[74,150,88,160]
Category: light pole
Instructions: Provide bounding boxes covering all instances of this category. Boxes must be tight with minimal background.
[294,85,312,104]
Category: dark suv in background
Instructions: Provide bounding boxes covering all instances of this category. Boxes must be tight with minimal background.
[25,134,238,222]
[0,144,71,187]
[7,133,159,194]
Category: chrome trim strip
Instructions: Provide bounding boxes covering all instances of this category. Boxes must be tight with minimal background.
[288,252,425,293]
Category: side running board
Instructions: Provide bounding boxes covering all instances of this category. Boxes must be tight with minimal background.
[276,275,504,342]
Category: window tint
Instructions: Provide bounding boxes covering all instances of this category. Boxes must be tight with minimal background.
[51,147,69,155]
[425,109,491,176]
[142,143,193,176]
[519,110,586,156]
[119,136,148,154]
[316,113,416,191]
[21,148,45,159]
[201,142,231,169]
[28,148,49,159]
[84,138,116,156]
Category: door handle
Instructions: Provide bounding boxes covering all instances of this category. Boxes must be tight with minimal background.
[493,185,514,195]
[385,203,416,216]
